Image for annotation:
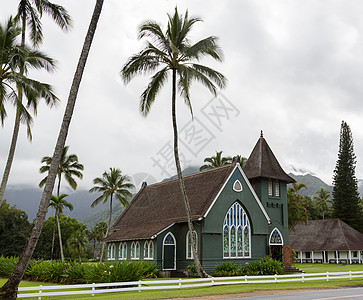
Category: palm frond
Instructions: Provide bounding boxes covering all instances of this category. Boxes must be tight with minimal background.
[37,0,72,31]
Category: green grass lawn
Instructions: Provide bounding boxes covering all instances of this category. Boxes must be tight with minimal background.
[2,264,363,299]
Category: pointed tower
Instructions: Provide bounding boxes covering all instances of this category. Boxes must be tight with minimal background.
[243,131,295,265]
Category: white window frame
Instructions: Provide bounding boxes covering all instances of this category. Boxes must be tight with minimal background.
[233,179,243,192]
[268,179,273,196]
[223,202,251,259]
[269,228,284,245]
[186,231,197,259]
[144,240,154,260]
[119,242,127,260]
[131,241,140,260]
[108,243,116,260]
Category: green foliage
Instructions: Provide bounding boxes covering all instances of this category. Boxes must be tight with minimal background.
[34,216,86,260]
[187,264,198,277]
[287,182,308,230]
[0,257,157,284]
[0,200,31,256]
[211,257,284,277]
[332,121,362,232]
[243,256,284,276]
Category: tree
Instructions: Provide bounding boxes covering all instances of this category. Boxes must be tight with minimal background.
[49,194,73,262]
[313,188,331,220]
[121,7,226,277]
[0,1,104,298]
[39,146,84,197]
[89,168,134,262]
[200,151,232,171]
[288,182,308,230]
[67,229,88,263]
[0,200,31,257]
[39,146,83,260]
[0,17,58,202]
[0,0,71,201]
[332,121,362,232]
[236,155,248,167]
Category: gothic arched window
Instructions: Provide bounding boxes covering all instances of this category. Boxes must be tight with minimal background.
[223,202,251,258]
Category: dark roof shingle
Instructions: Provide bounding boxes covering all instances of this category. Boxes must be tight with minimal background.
[290,219,363,251]
[243,134,295,183]
[105,164,235,242]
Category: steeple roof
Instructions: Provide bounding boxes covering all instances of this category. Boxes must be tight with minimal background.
[243,132,295,183]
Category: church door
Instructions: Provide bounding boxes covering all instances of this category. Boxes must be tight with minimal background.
[163,232,176,270]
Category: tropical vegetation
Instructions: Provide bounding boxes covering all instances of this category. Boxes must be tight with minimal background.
[90,168,134,262]
[0,1,103,298]
[121,7,226,277]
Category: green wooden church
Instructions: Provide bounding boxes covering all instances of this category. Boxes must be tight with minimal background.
[104,133,295,273]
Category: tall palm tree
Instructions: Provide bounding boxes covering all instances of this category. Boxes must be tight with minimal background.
[0,0,71,203]
[121,7,226,277]
[200,151,232,171]
[67,230,88,263]
[49,194,73,262]
[313,188,331,220]
[39,145,84,197]
[0,17,58,202]
[89,168,134,262]
[0,1,104,298]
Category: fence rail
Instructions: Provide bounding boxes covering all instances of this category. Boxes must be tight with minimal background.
[18,271,363,299]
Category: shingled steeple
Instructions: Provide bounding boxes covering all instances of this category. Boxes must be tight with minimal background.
[243,132,295,183]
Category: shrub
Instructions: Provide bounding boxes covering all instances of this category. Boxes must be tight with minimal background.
[187,264,198,277]
[211,262,243,277]
[243,256,284,275]
[0,256,18,277]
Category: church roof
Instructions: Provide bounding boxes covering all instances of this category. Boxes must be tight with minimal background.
[104,164,235,242]
[243,132,295,183]
[290,219,363,251]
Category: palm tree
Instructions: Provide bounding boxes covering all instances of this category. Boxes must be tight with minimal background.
[0,17,58,202]
[0,1,104,298]
[89,168,134,262]
[39,145,84,197]
[288,182,308,230]
[236,155,248,167]
[313,188,331,220]
[67,230,88,263]
[0,0,71,202]
[121,7,226,277]
[92,221,107,259]
[49,194,73,262]
[200,151,232,171]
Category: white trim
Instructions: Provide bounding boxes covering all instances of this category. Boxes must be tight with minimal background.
[312,251,314,263]
[155,222,176,238]
[162,232,176,270]
[269,228,284,245]
[204,163,271,224]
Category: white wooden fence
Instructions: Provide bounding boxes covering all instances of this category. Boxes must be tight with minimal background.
[18,271,363,299]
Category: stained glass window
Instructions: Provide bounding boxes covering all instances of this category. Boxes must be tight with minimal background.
[223,202,251,258]
[269,228,283,245]
[164,233,175,245]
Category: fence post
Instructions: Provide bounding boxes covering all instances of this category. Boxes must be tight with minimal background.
[244,275,247,283]
[327,272,329,282]
[138,280,141,292]
[349,271,352,280]
[212,277,215,286]
[302,273,304,283]
[92,283,95,296]
[179,278,182,290]
[275,274,277,284]
[38,285,42,300]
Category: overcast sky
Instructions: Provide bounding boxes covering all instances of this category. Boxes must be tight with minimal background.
[1,0,362,193]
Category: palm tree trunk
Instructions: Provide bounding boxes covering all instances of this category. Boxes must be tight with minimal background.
[57,174,62,197]
[0,1,104,298]
[0,111,21,202]
[0,14,27,203]
[171,69,207,278]
[100,195,112,262]
[56,212,65,262]
[50,214,57,259]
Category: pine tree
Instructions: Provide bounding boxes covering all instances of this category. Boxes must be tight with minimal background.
[332,121,362,232]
